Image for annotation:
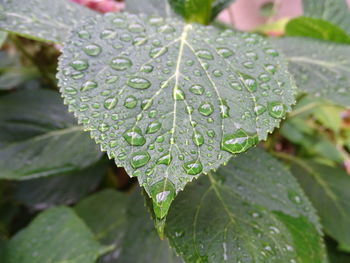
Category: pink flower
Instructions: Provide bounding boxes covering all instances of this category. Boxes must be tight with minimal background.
[71,0,124,13]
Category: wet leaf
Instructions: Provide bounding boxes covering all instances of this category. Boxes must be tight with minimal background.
[0,0,97,43]
[3,207,110,263]
[285,156,350,252]
[286,16,350,44]
[0,30,7,47]
[165,148,326,263]
[273,37,350,107]
[303,0,350,36]
[75,190,182,263]
[0,89,103,180]
[58,13,296,219]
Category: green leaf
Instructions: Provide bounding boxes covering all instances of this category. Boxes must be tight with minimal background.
[0,0,97,43]
[3,207,110,263]
[125,0,176,17]
[0,89,103,180]
[281,155,350,252]
[272,37,350,107]
[327,238,350,263]
[212,0,236,19]
[285,16,350,44]
[169,0,214,24]
[165,148,326,263]
[0,30,7,47]
[58,13,296,219]
[13,161,107,210]
[303,0,350,36]
[75,190,182,263]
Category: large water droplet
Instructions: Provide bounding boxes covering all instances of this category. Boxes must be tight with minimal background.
[123,127,146,146]
[71,60,88,71]
[81,80,97,92]
[196,49,214,60]
[173,86,185,101]
[128,23,145,33]
[183,159,203,175]
[189,84,204,95]
[127,77,151,89]
[267,102,285,119]
[217,47,234,58]
[149,47,168,58]
[219,100,230,118]
[192,131,204,146]
[124,95,138,109]
[198,102,214,116]
[104,97,118,110]
[146,121,162,134]
[156,153,172,165]
[130,151,150,168]
[141,99,153,110]
[254,104,266,116]
[150,180,176,219]
[221,129,258,154]
[83,44,101,56]
[111,57,132,71]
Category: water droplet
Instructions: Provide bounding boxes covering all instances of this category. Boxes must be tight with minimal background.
[254,104,266,115]
[242,61,255,69]
[141,64,154,73]
[100,29,117,39]
[148,16,164,26]
[192,131,204,146]
[111,57,132,71]
[81,81,97,92]
[267,102,285,119]
[221,129,258,154]
[207,130,215,138]
[189,84,204,95]
[128,23,145,32]
[150,180,176,219]
[259,73,270,82]
[230,82,242,91]
[123,127,146,146]
[78,30,90,39]
[157,153,172,165]
[288,190,302,204]
[130,151,150,168]
[104,97,118,110]
[183,159,203,175]
[198,102,214,116]
[173,86,185,101]
[217,47,234,58]
[213,70,223,77]
[127,77,151,89]
[112,17,126,28]
[124,95,138,109]
[149,47,168,58]
[141,99,153,110]
[264,48,279,57]
[83,44,101,56]
[196,49,214,60]
[70,60,88,71]
[219,100,230,118]
[64,87,77,95]
[242,76,257,92]
[98,123,109,132]
[265,64,276,74]
[146,121,162,134]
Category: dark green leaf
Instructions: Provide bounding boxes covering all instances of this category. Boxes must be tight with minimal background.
[58,13,296,218]
[13,161,107,210]
[282,155,350,252]
[327,238,350,263]
[75,190,182,263]
[303,0,350,36]
[0,68,38,90]
[272,37,350,107]
[165,148,326,263]
[0,89,102,180]
[125,0,176,17]
[0,0,97,43]
[3,207,110,263]
[285,16,350,44]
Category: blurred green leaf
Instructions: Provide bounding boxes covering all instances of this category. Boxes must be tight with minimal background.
[0,30,7,47]
[273,37,350,107]
[0,89,103,180]
[286,17,350,44]
[75,190,182,263]
[0,68,38,91]
[0,0,97,43]
[3,207,110,263]
[313,105,342,133]
[13,161,107,210]
[165,148,326,263]
[125,0,176,17]
[327,238,350,263]
[279,154,350,252]
[303,0,350,36]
